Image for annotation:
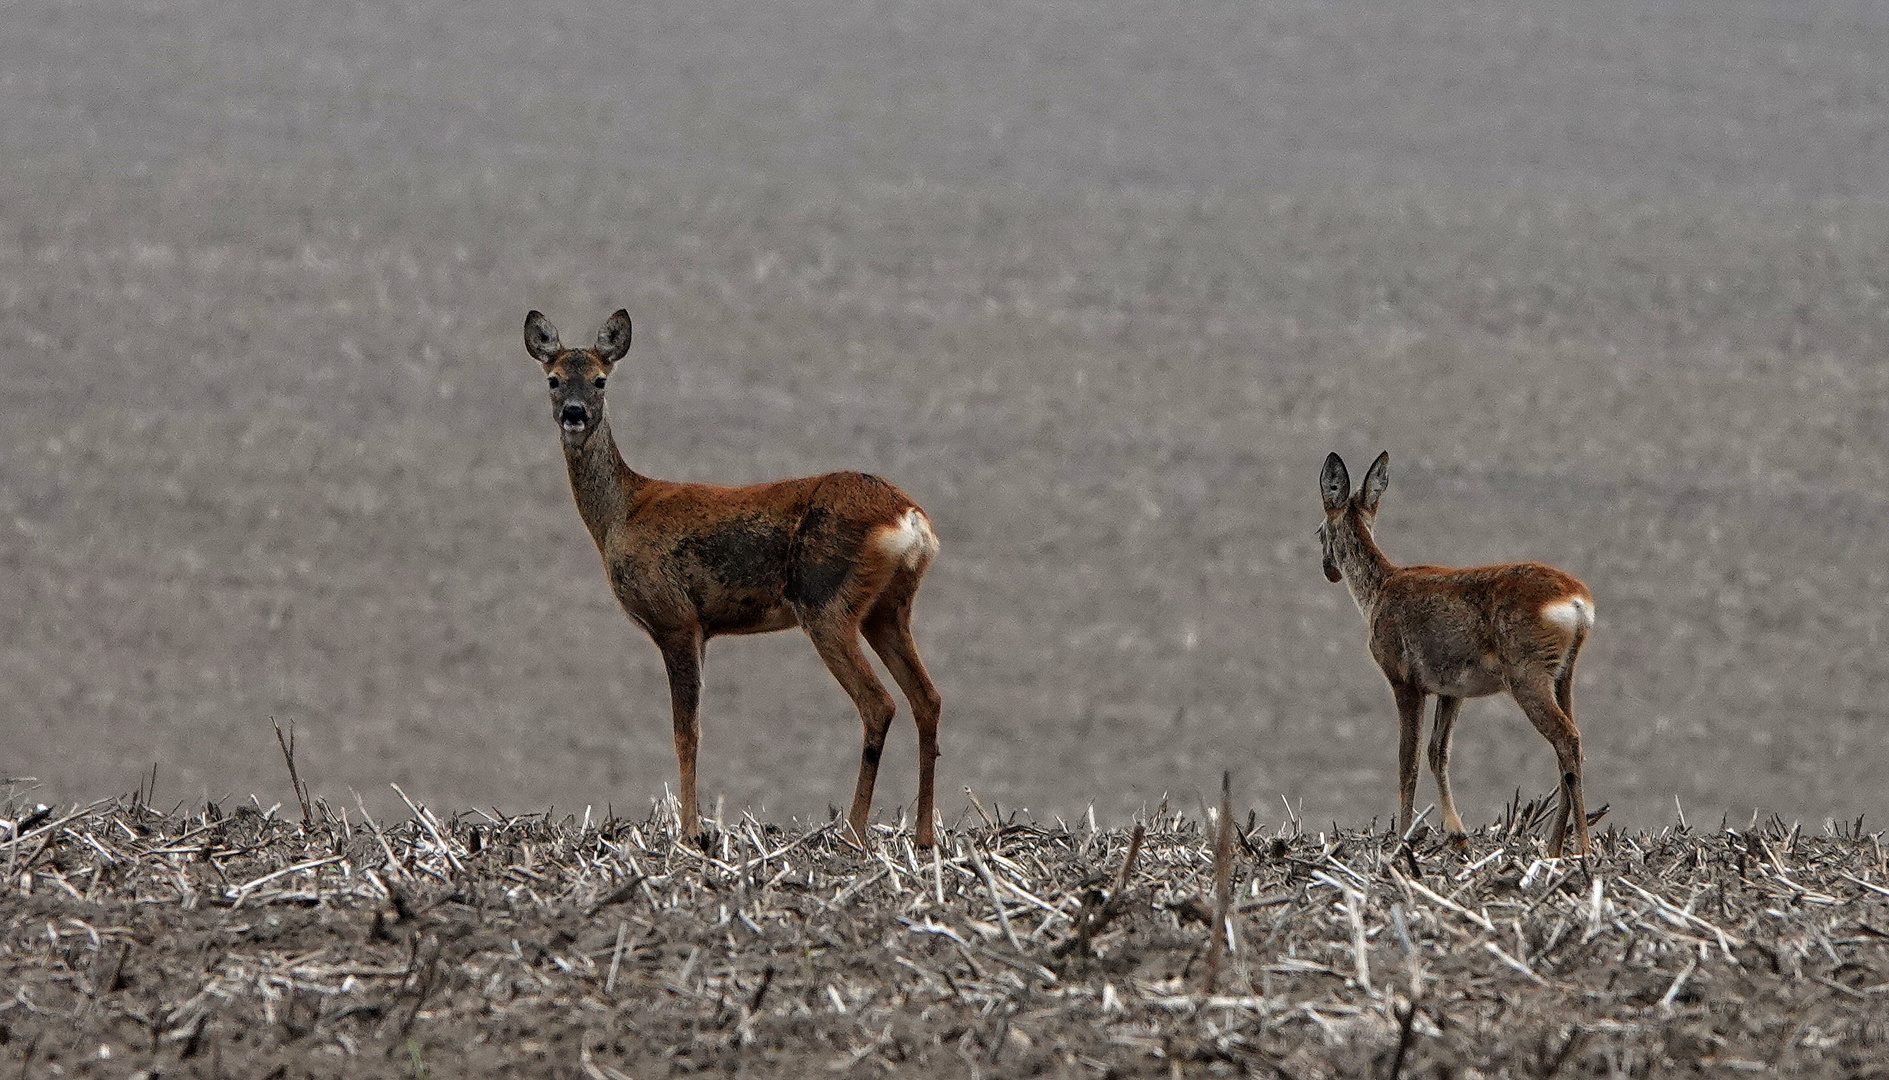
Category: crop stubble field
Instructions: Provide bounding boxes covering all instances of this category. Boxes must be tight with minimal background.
[5,0,1889,1072]
[4,780,1889,1077]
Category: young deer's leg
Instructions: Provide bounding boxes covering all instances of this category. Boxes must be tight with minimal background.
[863,578,942,848]
[1428,695,1467,838]
[1551,639,1588,848]
[1389,680,1426,836]
[1511,672,1588,857]
[655,630,706,842]
[803,609,899,847]
[1554,638,1581,719]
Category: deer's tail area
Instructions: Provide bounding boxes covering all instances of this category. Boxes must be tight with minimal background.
[873,508,940,570]
[1541,594,1595,636]
[1542,594,1594,680]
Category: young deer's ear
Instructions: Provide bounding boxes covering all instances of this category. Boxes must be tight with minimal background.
[595,310,632,364]
[524,310,563,363]
[1320,453,1351,512]
[1358,451,1391,513]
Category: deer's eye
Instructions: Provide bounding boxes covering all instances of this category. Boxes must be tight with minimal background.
[547,375,561,389]
[593,376,607,389]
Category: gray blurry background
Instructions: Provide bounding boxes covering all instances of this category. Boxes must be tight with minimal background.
[5,0,1889,830]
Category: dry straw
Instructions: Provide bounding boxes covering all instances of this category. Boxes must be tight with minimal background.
[2,771,1887,1076]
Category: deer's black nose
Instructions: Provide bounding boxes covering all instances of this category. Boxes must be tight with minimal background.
[560,403,588,425]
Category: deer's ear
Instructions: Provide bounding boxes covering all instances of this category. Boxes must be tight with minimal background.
[1358,451,1391,513]
[595,310,632,364]
[1319,453,1351,512]
[524,311,562,363]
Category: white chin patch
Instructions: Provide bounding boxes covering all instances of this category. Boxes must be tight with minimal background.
[562,420,586,433]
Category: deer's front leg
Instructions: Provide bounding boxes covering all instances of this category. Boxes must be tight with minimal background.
[1389,679,1426,837]
[1428,695,1467,838]
[656,630,706,843]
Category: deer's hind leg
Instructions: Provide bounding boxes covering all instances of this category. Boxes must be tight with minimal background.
[1511,671,1589,857]
[796,563,901,848]
[862,566,942,847]
[1554,630,1584,719]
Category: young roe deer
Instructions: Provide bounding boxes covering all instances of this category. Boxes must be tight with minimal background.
[524,309,943,847]
[1318,451,1595,857]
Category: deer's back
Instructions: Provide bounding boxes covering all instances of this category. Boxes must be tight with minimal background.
[1369,561,1590,696]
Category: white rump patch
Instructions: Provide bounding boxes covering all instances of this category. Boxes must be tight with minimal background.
[873,509,940,569]
[1541,596,1594,633]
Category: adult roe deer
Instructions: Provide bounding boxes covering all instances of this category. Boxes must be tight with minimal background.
[1318,451,1595,857]
[524,309,943,847]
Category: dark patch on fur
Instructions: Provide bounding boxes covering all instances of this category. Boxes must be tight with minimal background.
[789,559,852,610]
[860,743,882,767]
[673,519,791,592]
[700,594,777,635]
[786,505,870,610]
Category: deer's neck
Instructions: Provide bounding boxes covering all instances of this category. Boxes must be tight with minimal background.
[1335,519,1395,617]
[562,415,648,553]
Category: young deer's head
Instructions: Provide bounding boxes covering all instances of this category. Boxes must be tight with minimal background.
[1318,450,1390,584]
[523,309,632,450]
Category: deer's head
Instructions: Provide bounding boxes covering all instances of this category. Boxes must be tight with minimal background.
[523,309,632,450]
[1318,450,1389,583]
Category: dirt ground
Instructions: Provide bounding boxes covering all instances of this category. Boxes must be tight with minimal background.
[6,0,1889,838]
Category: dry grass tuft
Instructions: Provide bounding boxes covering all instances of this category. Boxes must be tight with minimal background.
[2,778,1888,1077]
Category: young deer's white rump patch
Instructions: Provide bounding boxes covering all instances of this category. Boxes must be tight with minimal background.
[874,508,939,568]
[1541,596,1594,634]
